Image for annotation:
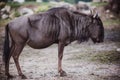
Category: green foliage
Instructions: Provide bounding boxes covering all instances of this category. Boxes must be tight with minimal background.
[0,19,10,27]
[35,2,51,13]
[64,0,75,4]
[91,2,108,7]
[22,2,40,6]
[7,2,21,9]
[36,6,49,12]
[14,11,21,17]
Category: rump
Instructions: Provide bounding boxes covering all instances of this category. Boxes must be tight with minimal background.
[8,16,29,43]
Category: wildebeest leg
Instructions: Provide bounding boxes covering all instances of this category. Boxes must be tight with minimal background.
[5,43,15,78]
[58,42,67,76]
[12,44,27,79]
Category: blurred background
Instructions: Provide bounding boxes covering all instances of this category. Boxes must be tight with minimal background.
[0,0,120,80]
[0,0,120,20]
[0,0,120,26]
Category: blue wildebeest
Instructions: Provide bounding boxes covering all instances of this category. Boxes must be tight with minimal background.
[3,7,104,79]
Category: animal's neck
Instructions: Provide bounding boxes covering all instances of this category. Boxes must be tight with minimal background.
[71,15,91,42]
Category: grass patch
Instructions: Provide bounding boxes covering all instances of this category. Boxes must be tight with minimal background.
[91,51,120,64]
[67,50,120,64]
[0,19,10,27]
[103,19,120,26]
[14,11,21,17]
[91,2,108,7]
[67,52,93,61]
[36,6,49,12]
[21,2,51,13]
[22,2,40,6]
[35,2,52,13]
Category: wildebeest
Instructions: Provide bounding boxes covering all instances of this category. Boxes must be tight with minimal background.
[3,7,104,79]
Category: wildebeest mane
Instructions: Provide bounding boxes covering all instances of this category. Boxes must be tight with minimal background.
[70,10,93,42]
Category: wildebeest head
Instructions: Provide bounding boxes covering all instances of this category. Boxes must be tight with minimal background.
[88,13,104,43]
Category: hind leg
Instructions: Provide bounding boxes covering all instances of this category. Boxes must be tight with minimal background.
[12,43,27,79]
[5,43,15,78]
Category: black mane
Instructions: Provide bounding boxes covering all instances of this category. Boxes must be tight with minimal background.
[70,11,93,42]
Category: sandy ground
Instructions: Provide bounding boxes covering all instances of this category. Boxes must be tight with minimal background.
[0,26,120,80]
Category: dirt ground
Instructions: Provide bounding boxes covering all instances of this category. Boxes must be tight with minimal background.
[0,25,120,80]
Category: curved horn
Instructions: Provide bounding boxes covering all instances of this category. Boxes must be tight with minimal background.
[93,11,98,18]
[90,9,93,15]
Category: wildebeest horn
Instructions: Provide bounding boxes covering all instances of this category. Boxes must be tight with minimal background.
[93,11,98,18]
[90,9,93,15]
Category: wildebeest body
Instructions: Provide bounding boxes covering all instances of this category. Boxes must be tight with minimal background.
[9,8,73,49]
[3,7,104,79]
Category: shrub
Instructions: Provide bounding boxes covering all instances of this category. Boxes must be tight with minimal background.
[0,2,6,9]
[14,11,21,17]
[7,2,21,9]
[36,6,49,13]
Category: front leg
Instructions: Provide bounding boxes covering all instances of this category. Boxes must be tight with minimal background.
[58,42,67,77]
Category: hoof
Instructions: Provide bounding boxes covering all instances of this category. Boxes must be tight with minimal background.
[7,74,14,79]
[20,74,27,79]
[59,70,67,77]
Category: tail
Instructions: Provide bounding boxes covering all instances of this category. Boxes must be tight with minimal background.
[3,24,10,64]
